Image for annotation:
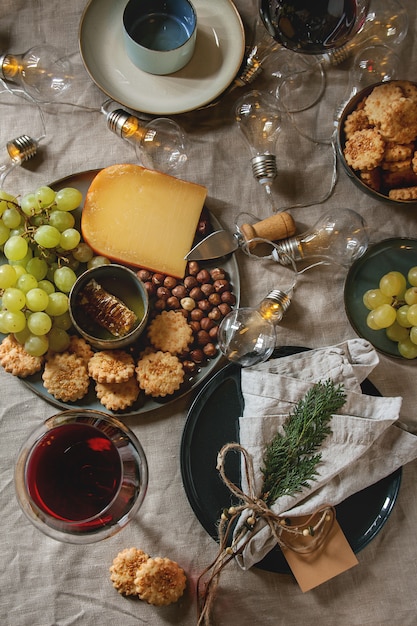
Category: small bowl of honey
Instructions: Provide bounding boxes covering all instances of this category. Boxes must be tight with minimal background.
[69,264,149,350]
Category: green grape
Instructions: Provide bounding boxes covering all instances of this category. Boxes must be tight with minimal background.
[73,243,93,263]
[406,304,417,326]
[398,338,417,360]
[404,287,417,306]
[88,255,111,269]
[25,287,49,312]
[386,322,409,343]
[54,266,77,292]
[27,311,52,335]
[49,209,75,232]
[3,235,29,261]
[0,220,10,245]
[55,187,83,211]
[47,327,70,352]
[0,190,17,216]
[408,266,417,287]
[2,206,22,229]
[17,273,38,293]
[3,310,27,333]
[35,186,56,208]
[34,224,61,248]
[9,225,25,237]
[396,305,411,328]
[362,288,391,310]
[379,271,407,297]
[372,303,396,329]
[410,326,417,345]
[14,326,31,344]
[2,287,26,311]
[0,311,9,333]
[366,310,381,330]
[25,257,48,281]
[0,264,17,289]
[13,265,27,280]
[59,228,81,251]
[37,279,55,295]
[21,192,41,216]
[24,333,49,357]
[45,291,69,316]
[9,248,33,268]
[52,311,72,330]
[46,261,59,283]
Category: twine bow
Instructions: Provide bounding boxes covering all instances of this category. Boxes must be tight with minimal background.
[197,442,335,625]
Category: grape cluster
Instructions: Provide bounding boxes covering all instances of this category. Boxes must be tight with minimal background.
[363,267,417,359]
[0,186,109,357]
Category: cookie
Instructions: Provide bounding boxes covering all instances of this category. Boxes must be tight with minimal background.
[42,352,90,402]
[136,350,184,397]
[343,108,371,139]
[389,186,417,201]
[67,335,94,364]
[110,548,150,596]
[95,377,140,411]
[134,557,186,606]
[0,334,44,378]
[88,350,135,384]
[343,128,385,171]
[147,310,193,354]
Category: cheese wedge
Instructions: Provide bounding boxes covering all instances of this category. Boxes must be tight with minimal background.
[81,164,207,278]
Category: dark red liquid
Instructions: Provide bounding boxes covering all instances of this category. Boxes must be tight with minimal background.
[26,423,122,524]
[260,0,359,54]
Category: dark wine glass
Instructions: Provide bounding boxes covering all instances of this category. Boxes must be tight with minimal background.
[260,0,370,55]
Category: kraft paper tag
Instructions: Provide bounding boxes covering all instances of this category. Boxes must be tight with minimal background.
[281,518,358,592]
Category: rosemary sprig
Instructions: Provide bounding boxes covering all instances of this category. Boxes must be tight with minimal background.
[260,379,346,507]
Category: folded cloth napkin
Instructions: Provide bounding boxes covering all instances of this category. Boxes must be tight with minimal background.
[234,338,417,569]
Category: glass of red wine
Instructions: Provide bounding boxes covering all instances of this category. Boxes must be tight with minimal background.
[15,409,148,544]
[259,0,370,113]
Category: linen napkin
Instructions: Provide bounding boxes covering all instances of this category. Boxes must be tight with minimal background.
[235,338,417,570]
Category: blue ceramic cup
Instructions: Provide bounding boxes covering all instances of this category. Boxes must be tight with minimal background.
[123,0,197,75]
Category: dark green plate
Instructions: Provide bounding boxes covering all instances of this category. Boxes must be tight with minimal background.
[344,238,417,359]
[180,346,402,574]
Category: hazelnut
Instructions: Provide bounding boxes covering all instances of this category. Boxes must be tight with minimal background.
[172,285,187,299]
[184,275,199,290]
[196,269,211,284]
[190,348,205,364]
[201,283,214,296]
[154,299,166,311]
[156,286,170,300]
[152,273,165,287]
[218,303,232,317]
[209,325,219,340]
[143,281,156,297]
[200,317,215,331]
[197,299,211,311]
[182,359,198,375]
[208,293,221,306]
[187,261,200,276]
[166,296,180,309]
[137,269,152,282]
[221,291,236,305]
[189,320,201,334]
[210,268,227,281]
[181,297,196,311]
[197,330,211,346]
[190,308,204,321]
[208,307,222,321]
[189,286,204,301]
[213,279,230,294]
[164,275,178,289]
[203,343,217,358]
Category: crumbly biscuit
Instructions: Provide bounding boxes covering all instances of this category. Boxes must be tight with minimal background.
[136,350,184,397]
[378,97,417,144]
[395,80,417,105]
[344,128,385,171]
[147,310,193,354]
[110,548,150,596]
[95,377,140,411]
[363,82,404,125]
[42,352,90,402]
[412,151,417,174]
[134,557,186,606]
[67,335,94,364]
[88,350,135,383]
[381,158,412,172]
[389,186,417,201]
[0,334,44,378]
[343,108,371,139]
[384,142,414,163]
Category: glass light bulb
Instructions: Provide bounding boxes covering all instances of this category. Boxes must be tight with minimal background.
[326,0,409,65]
[273,208,369,267]
[235,90,281,191]
[0,45,73,102]
[235,16,281,86]
[218,289,291,367]
[0,135,38,188]
[105,107,187,175]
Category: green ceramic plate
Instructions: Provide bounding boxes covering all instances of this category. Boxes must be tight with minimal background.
[344,238,417,359]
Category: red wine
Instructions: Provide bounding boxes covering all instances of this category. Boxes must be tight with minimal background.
[26,423,122,524]
[260,0,361,54]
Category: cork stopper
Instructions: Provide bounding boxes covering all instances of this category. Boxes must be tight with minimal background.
[240,212,296,250]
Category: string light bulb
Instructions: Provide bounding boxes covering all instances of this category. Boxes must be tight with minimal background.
[272,208,369,268]
[235,16,280,87]
[235,90,282,212]
[104,105,188,174]
[0,45,73,102]
[0,135,38,188]
[218,288,293,367]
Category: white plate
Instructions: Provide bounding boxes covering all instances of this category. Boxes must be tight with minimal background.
[78,0,245,115]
